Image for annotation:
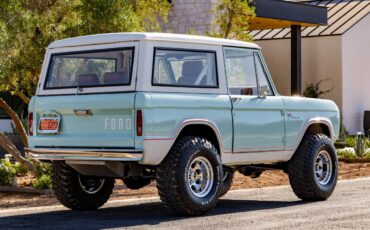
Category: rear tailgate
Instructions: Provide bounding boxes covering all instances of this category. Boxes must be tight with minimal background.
[29,93,136,148]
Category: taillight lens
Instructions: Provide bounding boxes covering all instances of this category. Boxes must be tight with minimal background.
[28,112,33,136]
[136,110,142,136]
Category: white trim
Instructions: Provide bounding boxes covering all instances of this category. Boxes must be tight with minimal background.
[140,118,225,165]
[48,32,260,50]
[222,150,293,165]
[137,41,228,95]
[37,42,140,96]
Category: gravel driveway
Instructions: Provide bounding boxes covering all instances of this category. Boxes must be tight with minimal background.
[1,177,370,229]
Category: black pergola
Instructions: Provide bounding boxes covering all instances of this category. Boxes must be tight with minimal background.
[250,0,328,95]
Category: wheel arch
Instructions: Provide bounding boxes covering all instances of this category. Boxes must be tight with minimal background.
[295,117,336,151]
[173,119,224,155]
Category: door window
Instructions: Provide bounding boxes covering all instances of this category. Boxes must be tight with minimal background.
[223,47,258,96]
[254,53,273,96]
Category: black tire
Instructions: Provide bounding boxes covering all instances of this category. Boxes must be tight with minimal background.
[156,136,222,216]
[123,177,151,190]
[288,133,338,201]
[219,168,234,197]
[52,161,115,210]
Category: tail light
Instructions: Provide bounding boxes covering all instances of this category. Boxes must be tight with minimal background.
[136,110,143,136]
[28,112,33,136]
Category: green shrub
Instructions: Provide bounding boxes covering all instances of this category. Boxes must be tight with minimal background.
[337,149,370,160]
[32,162,52,190]
[0,158,16,186]
[32,174,52,190]
[14,162,29,177]
[345,136,370,148]
[36,162,52,177]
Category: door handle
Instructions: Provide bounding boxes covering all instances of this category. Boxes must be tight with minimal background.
[231,97,242,103]
[74,109,93,116]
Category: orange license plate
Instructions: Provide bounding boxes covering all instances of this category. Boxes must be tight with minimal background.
[39,119,59,131]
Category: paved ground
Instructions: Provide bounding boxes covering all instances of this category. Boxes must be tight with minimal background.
[1,178,370,230]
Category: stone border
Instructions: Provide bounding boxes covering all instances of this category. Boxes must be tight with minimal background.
[0,186,52,195]
[0,182,157,195]
[338,158,370,164]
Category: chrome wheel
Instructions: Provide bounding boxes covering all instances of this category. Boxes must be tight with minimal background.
[223,171,229,181]
[187,156,214,198]
[314,150,333,186]
[78,175,105,194]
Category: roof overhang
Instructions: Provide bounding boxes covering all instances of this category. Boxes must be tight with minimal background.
[249,0,328,30]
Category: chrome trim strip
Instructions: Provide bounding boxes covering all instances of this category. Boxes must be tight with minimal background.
[25,148,143,161]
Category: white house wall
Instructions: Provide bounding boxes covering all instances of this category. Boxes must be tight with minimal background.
[256,36,343,109]
[342,14,370,134]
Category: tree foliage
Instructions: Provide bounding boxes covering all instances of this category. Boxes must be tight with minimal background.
[0,0,170,173]
[208,0,255,41]
[0,0,170,104]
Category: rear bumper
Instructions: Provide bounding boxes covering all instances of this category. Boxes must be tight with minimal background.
[25,148,143,161]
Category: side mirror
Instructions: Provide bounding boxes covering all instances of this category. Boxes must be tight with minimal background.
[258,86,269,98]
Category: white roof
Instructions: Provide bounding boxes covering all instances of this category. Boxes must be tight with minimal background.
[48,32,260,49]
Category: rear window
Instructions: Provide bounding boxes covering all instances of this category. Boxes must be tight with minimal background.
[152,48,218,88]
[45,48,134,89]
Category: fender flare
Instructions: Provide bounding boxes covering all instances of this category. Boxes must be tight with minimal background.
[293,117,336,153]
[171,118,225,154]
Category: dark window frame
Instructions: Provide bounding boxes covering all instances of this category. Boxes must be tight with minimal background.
[151,47,220,89]
[43,47,135,90]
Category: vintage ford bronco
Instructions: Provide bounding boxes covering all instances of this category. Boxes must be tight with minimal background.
[27,33,340,215]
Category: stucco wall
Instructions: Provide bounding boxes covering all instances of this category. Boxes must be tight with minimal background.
[256,36,343,110]
[163,0,216,35]
[342,14,370,133]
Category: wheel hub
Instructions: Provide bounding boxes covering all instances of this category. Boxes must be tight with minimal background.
[187,156,214,198]
[314,150,333,186]
[78,174,105,194]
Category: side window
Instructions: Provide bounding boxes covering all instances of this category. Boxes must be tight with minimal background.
[254,53,273,96]
[152,49,218,88]
[153,58,171,84]
[223,47,258,95]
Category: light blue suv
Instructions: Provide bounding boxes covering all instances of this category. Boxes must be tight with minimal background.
[27,33,340,215]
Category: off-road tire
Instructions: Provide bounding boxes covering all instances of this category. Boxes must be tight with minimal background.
[288,133,338,201]
[52,161,115,210]
[156,136,222,216]
[123,177,152,190]
[220,168,234,197]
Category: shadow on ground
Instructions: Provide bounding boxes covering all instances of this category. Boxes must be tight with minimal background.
[0,199,307,229]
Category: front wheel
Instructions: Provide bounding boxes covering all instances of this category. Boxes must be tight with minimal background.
[52,161,115,210]
[156,136,222,216]
[288,133,338,201]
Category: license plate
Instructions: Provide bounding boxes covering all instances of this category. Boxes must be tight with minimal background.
[38,117,60,133]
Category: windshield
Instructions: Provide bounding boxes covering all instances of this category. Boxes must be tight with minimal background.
[45,48,134,89]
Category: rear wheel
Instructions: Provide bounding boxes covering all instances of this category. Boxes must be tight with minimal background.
[288,133,338,201]
[52,161,114,210]
[156,136,222,216]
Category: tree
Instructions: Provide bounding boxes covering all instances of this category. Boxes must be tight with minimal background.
[0,0,170,174]
[208,0,255,41]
